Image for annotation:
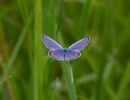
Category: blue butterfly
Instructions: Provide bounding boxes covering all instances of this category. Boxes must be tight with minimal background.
[42,34,90,61]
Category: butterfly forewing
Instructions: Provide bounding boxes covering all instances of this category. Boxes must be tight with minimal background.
[68,37,90,51]
[42,35,63,50]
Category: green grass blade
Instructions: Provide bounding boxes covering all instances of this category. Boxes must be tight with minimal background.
[116,60,130,99]
[61,62,77,100]
[33,0,42,99]
[48,0,56,38]
[104,82,117,100]
[7,31,26,71]
[6,15,32,71]
[17,0,29,22]
[78,0,92,36]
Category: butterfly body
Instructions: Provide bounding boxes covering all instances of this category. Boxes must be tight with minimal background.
[42,34,90,61]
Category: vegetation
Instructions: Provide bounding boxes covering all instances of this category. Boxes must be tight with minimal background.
[0,0,130,100]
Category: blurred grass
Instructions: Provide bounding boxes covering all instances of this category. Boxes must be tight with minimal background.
[61,62,77,100]
[0,0,130,100]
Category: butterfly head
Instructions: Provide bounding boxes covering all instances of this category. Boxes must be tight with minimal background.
[63,48,67,52]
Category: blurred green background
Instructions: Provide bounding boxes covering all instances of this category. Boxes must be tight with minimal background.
[0,0,130,100]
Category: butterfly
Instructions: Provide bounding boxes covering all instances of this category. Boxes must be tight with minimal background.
[42,34,90,61]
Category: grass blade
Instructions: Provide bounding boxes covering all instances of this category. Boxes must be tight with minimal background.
[33,0,42,99]
[61,62,77,100]
[116,60,130,99]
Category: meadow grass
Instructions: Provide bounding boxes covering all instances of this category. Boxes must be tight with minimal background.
[0,0,130,100]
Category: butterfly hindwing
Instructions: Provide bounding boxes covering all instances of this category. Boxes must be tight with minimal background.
[64,50,81,61]
[48,50,64,61]
[49,50,81,61]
